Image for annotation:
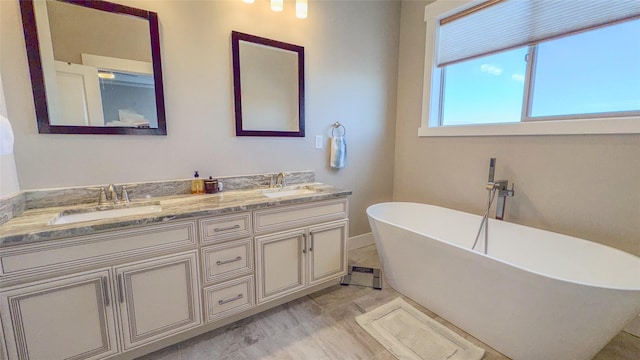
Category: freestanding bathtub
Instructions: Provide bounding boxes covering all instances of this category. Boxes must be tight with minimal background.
[367,202,640,360]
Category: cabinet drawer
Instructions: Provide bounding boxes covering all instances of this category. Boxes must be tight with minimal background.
[0,221,196,282]
[253,199,348,234]
[203,275,254,323]
[199,212,252,244]
[201,238,253,284]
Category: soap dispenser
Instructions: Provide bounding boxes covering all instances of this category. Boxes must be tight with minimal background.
[191,171,204,194]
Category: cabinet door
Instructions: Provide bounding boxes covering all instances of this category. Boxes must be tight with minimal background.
[255,229,307,304]
[308,220,348,286]
[114,251,201,350]
[0,269,118,360]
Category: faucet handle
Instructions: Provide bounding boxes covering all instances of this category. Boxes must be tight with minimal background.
[121,186,131,203]
[89,187,108,206]
[107,184,119,203]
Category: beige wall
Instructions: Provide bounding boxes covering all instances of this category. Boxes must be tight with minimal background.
[1,0,400,237]
[394,0,640,256]
[47,0,152,64]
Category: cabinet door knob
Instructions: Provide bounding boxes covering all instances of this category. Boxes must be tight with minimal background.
[101,277,110,307]
[302,234,307,254]
[117,274,125,303]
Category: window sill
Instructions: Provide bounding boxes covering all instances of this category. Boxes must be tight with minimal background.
[418,117,640,137]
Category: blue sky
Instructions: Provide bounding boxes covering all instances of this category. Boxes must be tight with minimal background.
[441,19,640,126]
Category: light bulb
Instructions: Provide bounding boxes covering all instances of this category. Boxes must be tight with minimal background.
[296,0,307,18]
[97,71,115,80]
[271,0,283,12]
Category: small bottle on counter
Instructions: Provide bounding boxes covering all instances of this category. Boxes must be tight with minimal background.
[191,171,204,194]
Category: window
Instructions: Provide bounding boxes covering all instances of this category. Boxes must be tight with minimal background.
[441,47,527,126]
[529,20,640,118]
[421,0,640,136]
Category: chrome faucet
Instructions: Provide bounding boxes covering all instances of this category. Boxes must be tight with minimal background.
[473,158,515,254]
[107,184,119,204]
[484,158,515,220]
[97,184,130,205]
[275,173,286,188]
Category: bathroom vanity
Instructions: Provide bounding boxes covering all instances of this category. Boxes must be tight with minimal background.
[0,173,350,360]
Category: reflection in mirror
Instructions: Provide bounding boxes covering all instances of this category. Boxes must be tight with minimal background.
[232,31,305,137]
[19,0,166,135]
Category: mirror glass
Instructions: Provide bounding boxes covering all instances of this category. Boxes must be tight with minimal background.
[232,31,305,137]
[20,0,167,135]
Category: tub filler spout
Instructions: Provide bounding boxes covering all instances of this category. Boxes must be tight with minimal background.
[493,179,514,220]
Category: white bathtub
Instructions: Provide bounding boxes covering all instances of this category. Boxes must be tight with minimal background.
[367,202,640,360]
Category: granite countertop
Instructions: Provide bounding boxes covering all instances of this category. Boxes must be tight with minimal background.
[0,183,351,247]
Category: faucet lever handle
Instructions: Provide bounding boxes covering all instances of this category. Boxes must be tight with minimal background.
[121,186,131,203]
[107,184,119,203]
[90,187,108,205]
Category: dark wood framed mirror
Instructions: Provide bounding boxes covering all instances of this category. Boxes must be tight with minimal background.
[232,31,305,137]
[19,0,167,135]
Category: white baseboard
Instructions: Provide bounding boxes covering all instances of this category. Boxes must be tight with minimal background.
[624,315,640,337]
[348,232,374,251]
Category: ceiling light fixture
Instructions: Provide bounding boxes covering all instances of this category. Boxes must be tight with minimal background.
[243,0,306,19]
[97,71,115,80]
[270,0,283,12]
[295,0,307,19]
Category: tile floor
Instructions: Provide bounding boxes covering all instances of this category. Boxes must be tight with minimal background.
[140,245,640,360]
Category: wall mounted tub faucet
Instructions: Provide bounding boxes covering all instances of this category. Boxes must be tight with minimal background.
[494,180,515,220]
[484,158,515,220]
[473,158,515,254]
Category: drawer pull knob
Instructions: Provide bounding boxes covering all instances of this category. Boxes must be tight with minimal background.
[216,256,242,265]
[214,224,241,232]
[218,293,243,305]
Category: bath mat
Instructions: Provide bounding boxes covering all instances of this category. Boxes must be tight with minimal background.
[340,266,382,289]
[356,298,484,360]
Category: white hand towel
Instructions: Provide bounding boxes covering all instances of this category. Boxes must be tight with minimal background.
[330,135,347,168]
[0,115,15,155]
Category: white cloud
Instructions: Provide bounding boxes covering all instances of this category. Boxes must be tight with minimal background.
[511,74,525,83]
[480,64,503,76]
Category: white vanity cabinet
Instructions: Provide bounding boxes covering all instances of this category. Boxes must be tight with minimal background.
[0,269,119,360]
[307,221,349,286]
[0,221,200,360]
[253,199,349,304]
[0,195,349,360]
[114,251,201,350]
[255,228,307,303]
[0,251,202,359]
[255,220,348,303]
[198,212,256,324]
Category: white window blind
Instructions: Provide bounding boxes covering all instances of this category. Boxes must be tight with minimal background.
[437,0,640,67]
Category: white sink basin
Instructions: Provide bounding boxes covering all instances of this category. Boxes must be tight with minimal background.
[51,205,162,225]
[261,188,317,198]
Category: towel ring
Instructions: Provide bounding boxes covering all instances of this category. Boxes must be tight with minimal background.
[332,122,346,137]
